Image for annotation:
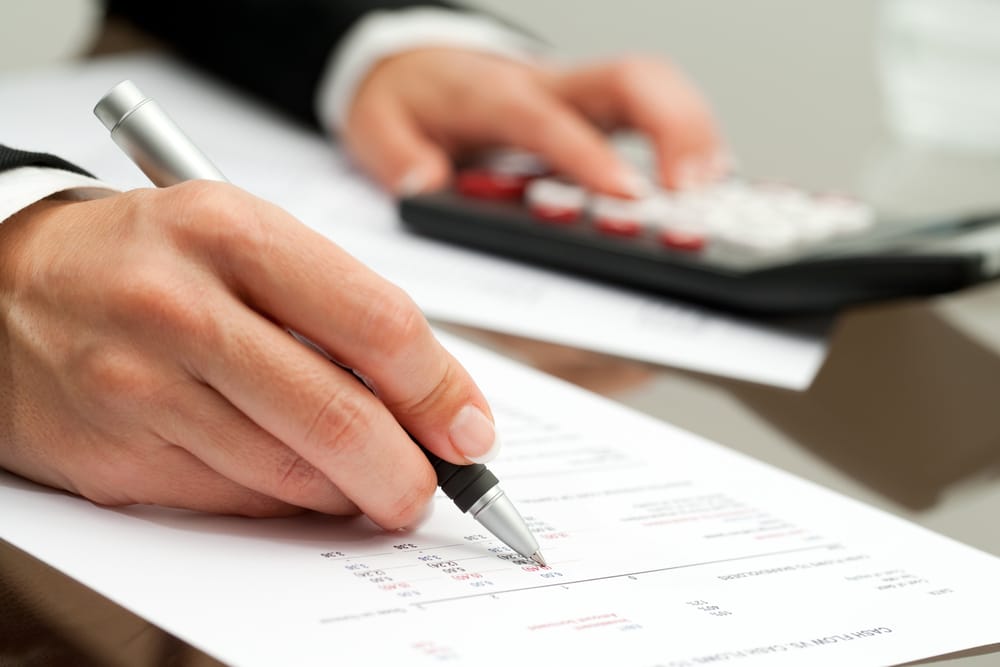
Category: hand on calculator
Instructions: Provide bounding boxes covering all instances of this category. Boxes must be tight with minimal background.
[342,48,727,197]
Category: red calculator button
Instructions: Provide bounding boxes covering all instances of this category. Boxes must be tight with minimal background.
[531,204,580,225]
[595,217,642,237]
[456,169,529,201]
[660,229,707,252]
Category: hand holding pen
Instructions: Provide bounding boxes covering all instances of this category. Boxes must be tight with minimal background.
[0,81,537,555]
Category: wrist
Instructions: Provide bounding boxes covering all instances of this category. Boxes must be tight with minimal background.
[0,198,73,295]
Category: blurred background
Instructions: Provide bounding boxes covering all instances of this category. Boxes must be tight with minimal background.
[473,0,882,192]
[6,0,1000,214]
[470,0,1000,219]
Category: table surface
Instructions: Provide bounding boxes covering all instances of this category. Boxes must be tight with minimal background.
[4,11,1000,667]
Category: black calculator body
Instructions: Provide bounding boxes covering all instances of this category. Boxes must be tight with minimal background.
[400,187,1000,315]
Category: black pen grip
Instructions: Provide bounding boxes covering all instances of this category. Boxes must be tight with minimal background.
[419,445,499,513]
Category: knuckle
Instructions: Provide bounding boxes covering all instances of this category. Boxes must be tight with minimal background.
[74,346,158,409]
[389,360,463,421]
[500,100,571,152]
[490,67,534,95]
[483,69,542,115]
[613,55,670,95]
[361,286,428,362]
[115,266,217,341]
[164,181,271,258]
[458,65,523,107]
[169,179,242,215]
[273,452,327,501]
[303,388,372,460]
[503,95,551,130]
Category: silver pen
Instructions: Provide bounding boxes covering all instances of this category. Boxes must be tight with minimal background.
[93,80,546,567]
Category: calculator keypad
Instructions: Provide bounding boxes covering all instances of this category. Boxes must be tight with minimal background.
[478,167,875,257]
[401,162,989,313]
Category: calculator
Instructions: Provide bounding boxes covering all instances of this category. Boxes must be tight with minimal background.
[399,165,1000,315]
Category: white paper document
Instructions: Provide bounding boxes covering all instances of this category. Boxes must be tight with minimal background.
[1,332,998,666]
[0,54,826,389]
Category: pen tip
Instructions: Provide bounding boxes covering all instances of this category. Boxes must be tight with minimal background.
[530,551,547,567]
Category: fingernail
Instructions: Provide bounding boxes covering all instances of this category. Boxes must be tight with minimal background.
[449,405,501,464]
[615,166,651,199]
[396,165,431,197]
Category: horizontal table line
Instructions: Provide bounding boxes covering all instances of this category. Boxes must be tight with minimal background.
[411,543,839,607]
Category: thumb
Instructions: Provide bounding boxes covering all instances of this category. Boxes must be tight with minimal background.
[344,97,452,196]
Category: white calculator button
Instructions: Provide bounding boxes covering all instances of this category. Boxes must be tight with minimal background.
[526,178,586,224]
[703,207,742,234]
[526,178,587,209]
[644,192,704,232]
[591,195,646,237]
[716,223,798,253]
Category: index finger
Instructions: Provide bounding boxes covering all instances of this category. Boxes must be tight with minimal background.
[182,183,500,468]
[549,58,726,189]
[490,90,647,197]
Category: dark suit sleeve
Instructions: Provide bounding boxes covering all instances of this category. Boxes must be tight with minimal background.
[107,0,456,129]
[0,144,93,177]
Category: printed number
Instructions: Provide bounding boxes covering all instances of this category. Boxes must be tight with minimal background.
[380,582,411,591]
[428,561,459,569]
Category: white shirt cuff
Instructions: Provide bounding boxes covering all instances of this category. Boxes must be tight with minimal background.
[315,6,543,134]
[0,166,116,224]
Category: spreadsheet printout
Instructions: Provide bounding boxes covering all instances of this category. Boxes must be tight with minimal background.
[1,332,999,666]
